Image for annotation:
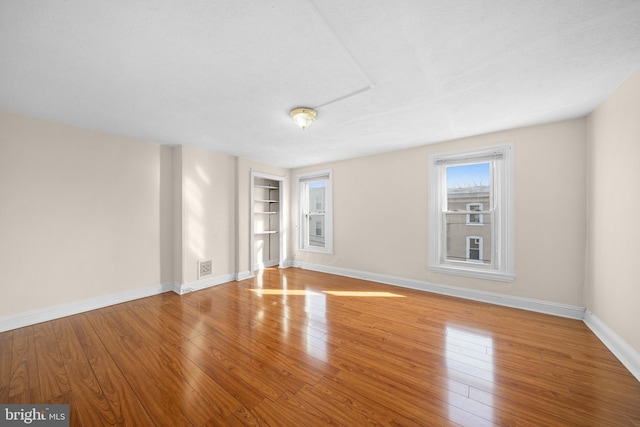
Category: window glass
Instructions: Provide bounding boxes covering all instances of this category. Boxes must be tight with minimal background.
[445,162,491,264]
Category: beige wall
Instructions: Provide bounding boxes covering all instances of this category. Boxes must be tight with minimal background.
[292,118,587,306]
[586,71,640,355]
[0,110,172,317]
[0,112,242,318]
[177,145,237,284]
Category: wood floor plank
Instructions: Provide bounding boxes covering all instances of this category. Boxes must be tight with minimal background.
[53,317,118,426]
[229,405,262,427]
[252,395,330,427]
[189,333,287,402]
[111,307,245,421]
[332,369,457,426]
[65,361,118,427]
[203,328,308,394]
[176,337,267,410]
[295,376,426,427]
[2,267,639,426]
[156,342,244,420]
[131,344,220,426]
[69,314,156,427]
[110,348,194,426]
[80,309,134,356]
[33,322,70,401]
[8,326,40,403]
[0,330,12,391]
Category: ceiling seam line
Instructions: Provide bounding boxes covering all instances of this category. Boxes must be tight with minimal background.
[306,0,375,89]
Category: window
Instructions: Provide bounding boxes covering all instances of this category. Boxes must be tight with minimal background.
[466,203,483,225]
[429,144,513,281]
[467,236,482,262]
[298,170,333,253]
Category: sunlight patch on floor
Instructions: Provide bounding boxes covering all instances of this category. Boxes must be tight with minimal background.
[323,291,405,297]
[249,289,405,297]
[250,289,323,296]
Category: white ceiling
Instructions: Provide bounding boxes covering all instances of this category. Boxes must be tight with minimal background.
[1,1,640,168]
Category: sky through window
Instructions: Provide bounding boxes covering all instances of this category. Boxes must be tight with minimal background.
[446,162,490,189]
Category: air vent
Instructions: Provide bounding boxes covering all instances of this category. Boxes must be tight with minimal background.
[198,259,212,279]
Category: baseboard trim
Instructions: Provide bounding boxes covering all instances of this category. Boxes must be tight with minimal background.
[173,273,236,295]
[292,261,586,319]
[253,260,280,271]
[235,270,253,281]
[0,282,174,333]
[583,310,640,382]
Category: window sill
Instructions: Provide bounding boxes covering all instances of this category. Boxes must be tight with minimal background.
[429,264,514,282]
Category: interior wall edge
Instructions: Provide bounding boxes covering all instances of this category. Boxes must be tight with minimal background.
[583,309,640,382]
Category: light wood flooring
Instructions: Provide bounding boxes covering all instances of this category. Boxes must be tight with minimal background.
[1,268,640,426]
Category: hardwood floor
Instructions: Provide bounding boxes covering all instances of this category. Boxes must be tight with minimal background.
[2,268,639,426]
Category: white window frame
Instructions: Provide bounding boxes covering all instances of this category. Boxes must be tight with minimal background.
[466,203,483,225]
[298,170,333,254]
[428,144,514,281]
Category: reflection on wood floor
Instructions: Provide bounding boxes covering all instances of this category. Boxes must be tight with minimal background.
[2,267,639,426]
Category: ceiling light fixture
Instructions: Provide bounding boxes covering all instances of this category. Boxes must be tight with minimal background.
[290,107,317,130]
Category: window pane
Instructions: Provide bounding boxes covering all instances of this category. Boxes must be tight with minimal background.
[307,214,325,247]
[445,213,491,264]
[308,182,326,213]
[446,162,490,209]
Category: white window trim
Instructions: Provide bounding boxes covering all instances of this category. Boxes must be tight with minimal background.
[297,169,333,254]
[428,144,514,282]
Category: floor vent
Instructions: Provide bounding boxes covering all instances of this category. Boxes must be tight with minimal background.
[198,259,212,279]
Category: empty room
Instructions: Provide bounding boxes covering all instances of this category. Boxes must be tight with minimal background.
[1,1,640,426]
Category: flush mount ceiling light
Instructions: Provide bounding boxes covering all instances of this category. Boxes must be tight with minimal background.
[290,107,317,130]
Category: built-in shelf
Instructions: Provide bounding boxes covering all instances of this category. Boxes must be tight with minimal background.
[252,175,281,270]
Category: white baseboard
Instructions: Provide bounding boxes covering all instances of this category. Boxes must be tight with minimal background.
[235,270,253,281]
[173,273,236,295]
[0,282,174,333]
[281,260,293,268]
[583,310,640,382]
[292,261,586,319]
[253,259,280,270]
[242,260,293,280]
